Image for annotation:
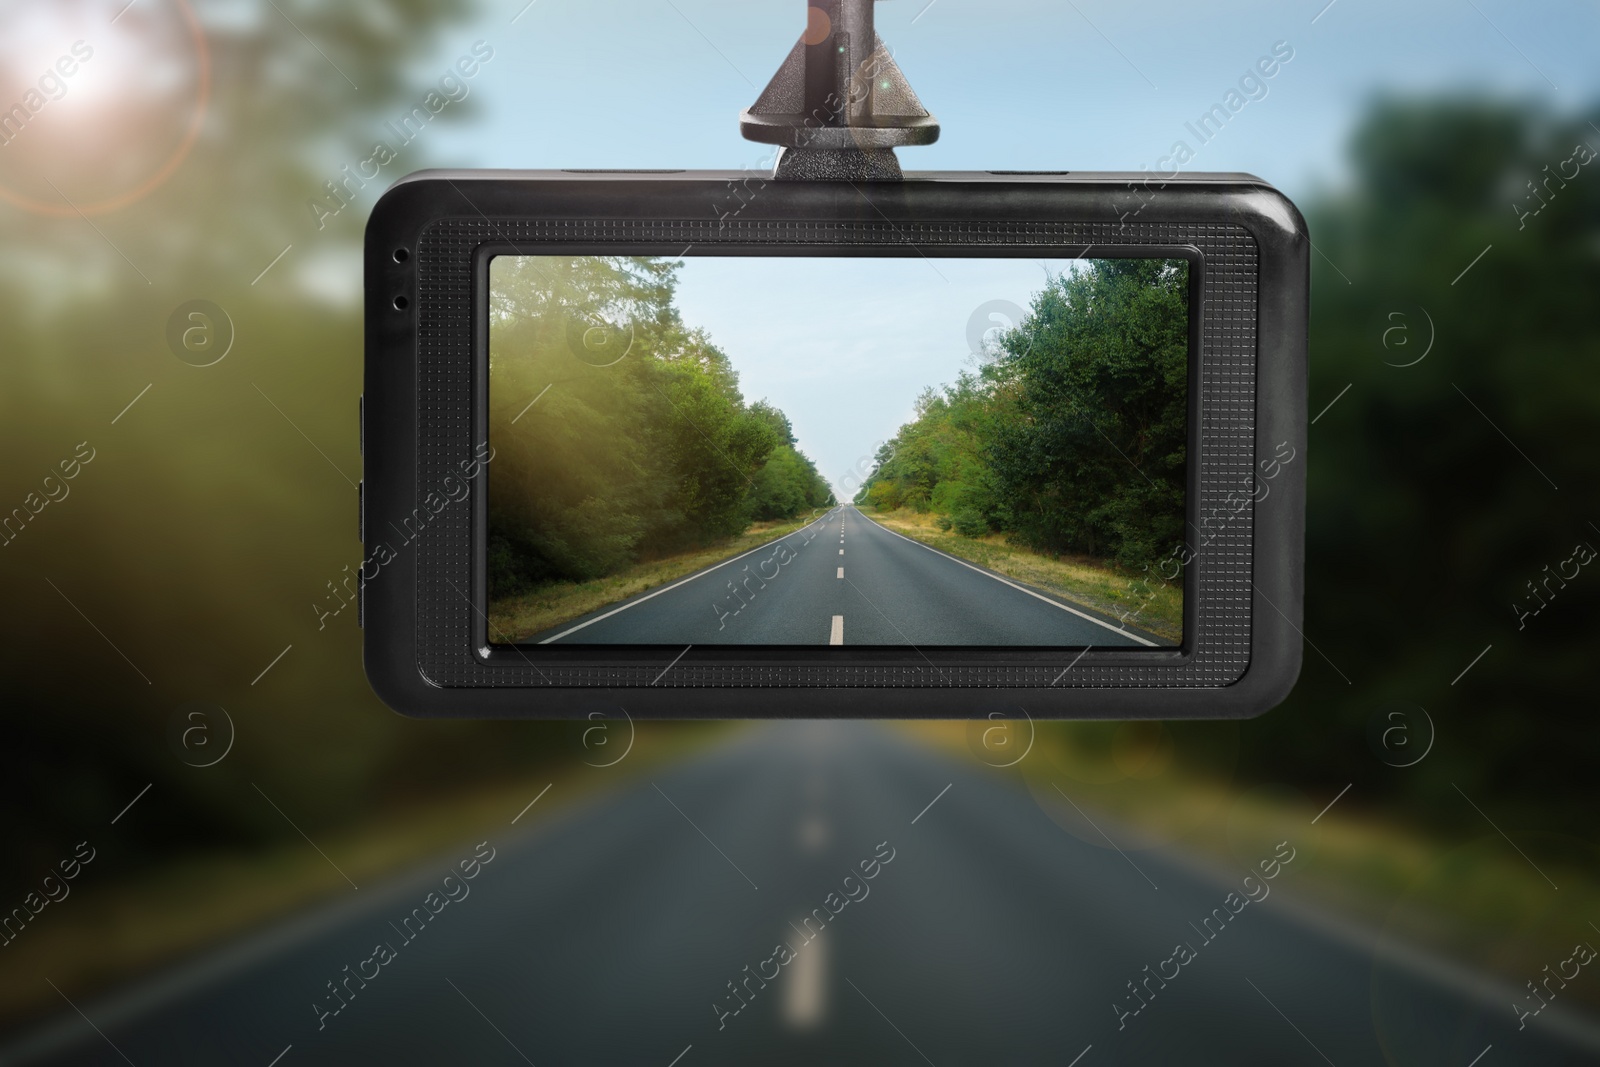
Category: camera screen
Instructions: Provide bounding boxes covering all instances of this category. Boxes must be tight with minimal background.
[486,254,1189,649]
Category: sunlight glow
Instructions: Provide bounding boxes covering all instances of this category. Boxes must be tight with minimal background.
[0,0,208,216]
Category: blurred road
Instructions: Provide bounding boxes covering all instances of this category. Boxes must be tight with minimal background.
[535,506,1163,647]
[6,723,1598,1066]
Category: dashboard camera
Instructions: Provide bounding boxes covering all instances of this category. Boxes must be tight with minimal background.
[362,0,1308,719]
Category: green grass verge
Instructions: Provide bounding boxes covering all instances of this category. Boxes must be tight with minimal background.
[488,514,827,643]
[861,507,1182,642]
[895,720,1600,1014]
[0,723,735,1033]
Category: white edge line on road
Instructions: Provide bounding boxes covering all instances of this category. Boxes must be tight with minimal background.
[539,513,836,643]
[2,739,712,1067]
[864,518,1159,646]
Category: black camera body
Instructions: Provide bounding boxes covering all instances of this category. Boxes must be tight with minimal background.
[361,168,1307,719]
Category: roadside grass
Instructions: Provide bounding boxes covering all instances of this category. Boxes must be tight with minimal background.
[896,720,1600,1014]
[1058,773,1600,1013]
[860,507,1182,642]
[488,513,829,643]
[0,723,735,1034]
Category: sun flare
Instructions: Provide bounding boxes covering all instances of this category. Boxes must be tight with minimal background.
[0,0,208,216]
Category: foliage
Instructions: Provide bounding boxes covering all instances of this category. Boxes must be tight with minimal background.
[951,508,990,538]
[486,256,830,597]
[0,0,542,894]
[1241,96,1600,833]
[4,36,1599,929]
[860,260,1189,569]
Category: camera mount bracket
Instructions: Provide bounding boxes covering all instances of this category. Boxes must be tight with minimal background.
[740,0,939,181]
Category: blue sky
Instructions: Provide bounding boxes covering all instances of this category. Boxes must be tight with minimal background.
[672,257,1090,494]
[453,0,1596,492]
[425,0,1600,195]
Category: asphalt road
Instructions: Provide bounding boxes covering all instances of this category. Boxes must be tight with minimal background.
[7,723,1598,1066]
[534,506,1166,647]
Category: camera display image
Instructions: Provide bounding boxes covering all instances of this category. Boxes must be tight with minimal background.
[487,254,1189,649]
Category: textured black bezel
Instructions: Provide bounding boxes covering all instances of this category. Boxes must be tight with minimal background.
[363,170,1307,719]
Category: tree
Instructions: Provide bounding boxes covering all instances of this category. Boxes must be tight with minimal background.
[486,256,829,594]
[858,261,1189,569]
[985,259,1188,567]
[1239,96,1600,831]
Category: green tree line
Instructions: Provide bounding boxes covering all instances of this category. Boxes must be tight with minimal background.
[6,35,1598,933]
[859,259,1189,570]
[487,256,832,597]
[1240,95,1600,833]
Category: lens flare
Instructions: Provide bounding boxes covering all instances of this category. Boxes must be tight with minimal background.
[0,0,209,217]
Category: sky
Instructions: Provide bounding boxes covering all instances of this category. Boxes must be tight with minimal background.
[420,0,1600,200]
[672,256,1092,496]
[5,0,1598,302]
[21,0,1586,478]
[443,0,1599,497]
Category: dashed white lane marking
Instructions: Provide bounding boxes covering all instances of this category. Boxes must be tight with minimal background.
[837,567,844,579]
[829,615,844,645]
[839,549,844,555]
[798,814,829,853]
[782,924,827,1030]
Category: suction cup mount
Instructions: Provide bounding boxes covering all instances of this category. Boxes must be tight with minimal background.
[740,0,939,180]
